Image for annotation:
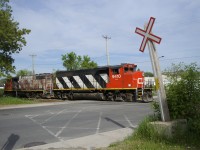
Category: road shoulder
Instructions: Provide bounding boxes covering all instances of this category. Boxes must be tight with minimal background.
[0,101,67,110]
[18,127,133,150]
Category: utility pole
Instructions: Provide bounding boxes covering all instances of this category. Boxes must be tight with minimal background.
[102,35,111,66]
[29,54,37,75]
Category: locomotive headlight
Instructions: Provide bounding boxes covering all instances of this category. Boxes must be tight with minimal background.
[128,84,131,87]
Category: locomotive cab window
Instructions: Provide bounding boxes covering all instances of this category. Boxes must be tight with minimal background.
[112,68,119,74]
[129,68,134,72]
[131,66,137,72]
[124,67,128,72]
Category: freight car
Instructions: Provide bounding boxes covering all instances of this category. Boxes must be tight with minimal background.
[4,73,53,98]
[4,63,153,102]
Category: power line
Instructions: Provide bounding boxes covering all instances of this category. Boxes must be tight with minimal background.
[25,56,200,67]
[134,56,200,64]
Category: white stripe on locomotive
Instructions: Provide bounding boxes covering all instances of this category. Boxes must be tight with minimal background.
[100,74,108,83]
[85,75,102,88]
[63,77,74,88]
[73,76,88,89]
[56,78,63,89]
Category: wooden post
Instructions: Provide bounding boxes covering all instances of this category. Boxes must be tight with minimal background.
[143,23,170,121]
[147,37,170,122]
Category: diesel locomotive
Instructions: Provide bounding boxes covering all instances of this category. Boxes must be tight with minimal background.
[4,63,153,102]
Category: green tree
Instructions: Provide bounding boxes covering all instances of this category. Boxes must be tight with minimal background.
[16,69,32,76]
[62,52,97,70]
[0,0,31,77]
[81,55,98,69]
[144,72,154,77]
[62,52,82,70]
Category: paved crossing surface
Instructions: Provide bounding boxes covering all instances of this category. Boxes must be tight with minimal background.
[0,100,152,149]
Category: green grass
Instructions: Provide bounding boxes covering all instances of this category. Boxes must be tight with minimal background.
[108,138,184,150]
[0,89,4,97]
[105,116,200,150]
[0,96,38,105]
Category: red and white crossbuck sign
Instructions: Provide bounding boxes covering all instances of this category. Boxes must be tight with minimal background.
[135,17,162,52]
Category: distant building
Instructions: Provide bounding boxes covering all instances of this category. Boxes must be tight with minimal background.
[144,75,170,86]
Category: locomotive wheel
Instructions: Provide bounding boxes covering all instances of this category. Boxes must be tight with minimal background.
[61,93,68,100]
[105,92,114,101]
[68,93,73,100]
[125,93,133,102]
[31,93,36,98]
[121,95,126,102]
[142,92,152,103]
[112,95,116,101]
[55,92,62,99]
[147,91,153,102]
[35,93,40,99]
[25,93,31,98]
[107,96,114,101]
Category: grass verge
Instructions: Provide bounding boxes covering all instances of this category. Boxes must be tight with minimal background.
[105,116,200,150]
[0,96,39,105]
[0,89,4,97]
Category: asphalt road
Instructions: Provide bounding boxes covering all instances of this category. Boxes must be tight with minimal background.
[0,100,153,149]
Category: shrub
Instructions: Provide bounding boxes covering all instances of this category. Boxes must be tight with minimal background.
[133,116,166,141]
[164,63,200,134]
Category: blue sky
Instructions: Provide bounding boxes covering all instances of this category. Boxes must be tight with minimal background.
[10,0,200,73]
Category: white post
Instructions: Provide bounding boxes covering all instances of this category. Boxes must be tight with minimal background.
[105,38,110,66]
[30,54,37,75]
[102,35,111,66]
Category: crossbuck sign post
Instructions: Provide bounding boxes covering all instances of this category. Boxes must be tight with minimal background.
[135,17,170,122]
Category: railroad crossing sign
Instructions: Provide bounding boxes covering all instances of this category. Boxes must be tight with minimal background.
[135,17,170,122]
[135,17,162,52]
